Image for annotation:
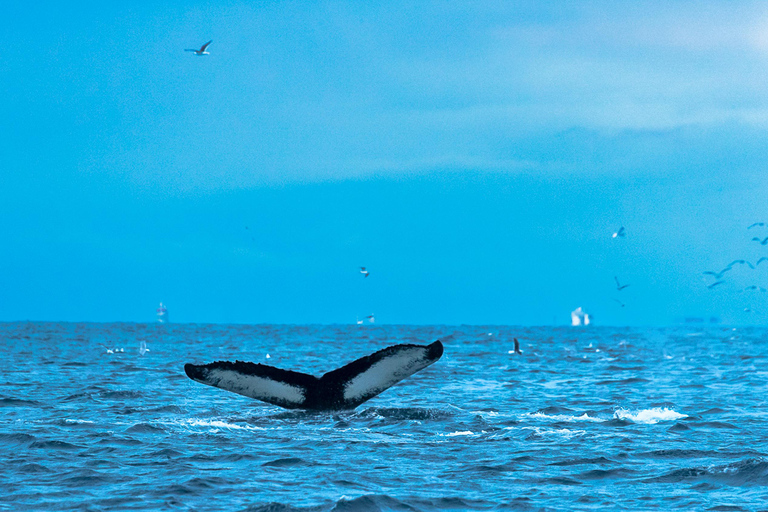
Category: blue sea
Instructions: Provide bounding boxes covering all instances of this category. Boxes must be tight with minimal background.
[2,322,768,511]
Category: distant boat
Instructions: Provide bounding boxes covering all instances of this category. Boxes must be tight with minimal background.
[571,307,590,326]
[157,303,169,323]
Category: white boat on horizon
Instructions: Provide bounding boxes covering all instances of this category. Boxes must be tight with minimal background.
[157,303,169,323]
[571,307,590,326]
[355,314,375,325]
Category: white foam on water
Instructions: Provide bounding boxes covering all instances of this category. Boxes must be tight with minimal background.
[442,431,474,437]
[524,412,604,423]
[469,410,499,418]
[540,379,572,390]
[522,426,586,438]
[64,418,95,424]
[168,418,266,433]
[614,407,687,424]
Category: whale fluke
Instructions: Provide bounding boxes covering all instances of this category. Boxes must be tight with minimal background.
[184,340,444,410]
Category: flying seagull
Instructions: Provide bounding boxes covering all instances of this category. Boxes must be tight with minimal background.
[743,285,767,292]
[614,276,630,291]
[612,227,626,239]
[752,237,768,246]
[613,298,626,308]
[360,267,370,278]
[748,222,766,229]
[727,259,755,270]
[707,280,725,289]
[185,40,212,55]
[757,257,768,267]
[703,269,730,279]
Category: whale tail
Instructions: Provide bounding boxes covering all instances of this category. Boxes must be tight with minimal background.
[184,340,444,410]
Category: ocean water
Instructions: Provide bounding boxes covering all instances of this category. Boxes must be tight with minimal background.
[2,323,768,511]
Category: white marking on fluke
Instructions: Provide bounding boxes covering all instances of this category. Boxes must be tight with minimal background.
[204,369,305,404]
[343,349,430,401]
[184,340,443,410]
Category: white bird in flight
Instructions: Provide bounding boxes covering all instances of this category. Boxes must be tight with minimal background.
[185,40,212,55]
[612,226,626,239]
[360,267,370,278]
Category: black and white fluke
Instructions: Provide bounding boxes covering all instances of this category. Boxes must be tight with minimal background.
[184,341,444,410]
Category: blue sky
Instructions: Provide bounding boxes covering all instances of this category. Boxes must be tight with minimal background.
[3,1,768,324]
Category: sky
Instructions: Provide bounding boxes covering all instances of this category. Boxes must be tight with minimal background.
[3,1,768,325]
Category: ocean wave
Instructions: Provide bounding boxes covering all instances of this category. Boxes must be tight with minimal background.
[522,426,586,439]
[535,476,583,486]
[0,432,36,445]
[262,457,309,467]
[0,397,41,407]
[163,418,267,433]
[59,418,95,426]
[525,412,603,423]
[577,467,638,480]
[243,502,326,512]
[613,407,687,424]
[549,456,614,466]
[29,440,83,450]
[18,463,52,474]
[353,407,454,421]
[125,422,167,434]
[689,421,739,429]
[640,449,717,459]
[647,458,768,486]
[244,494,501,512]
[594,377,650,386]
[98,390,145,400]
[442,430,474,437]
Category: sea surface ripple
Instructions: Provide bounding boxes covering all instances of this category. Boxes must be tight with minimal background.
[2,323,768,511]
